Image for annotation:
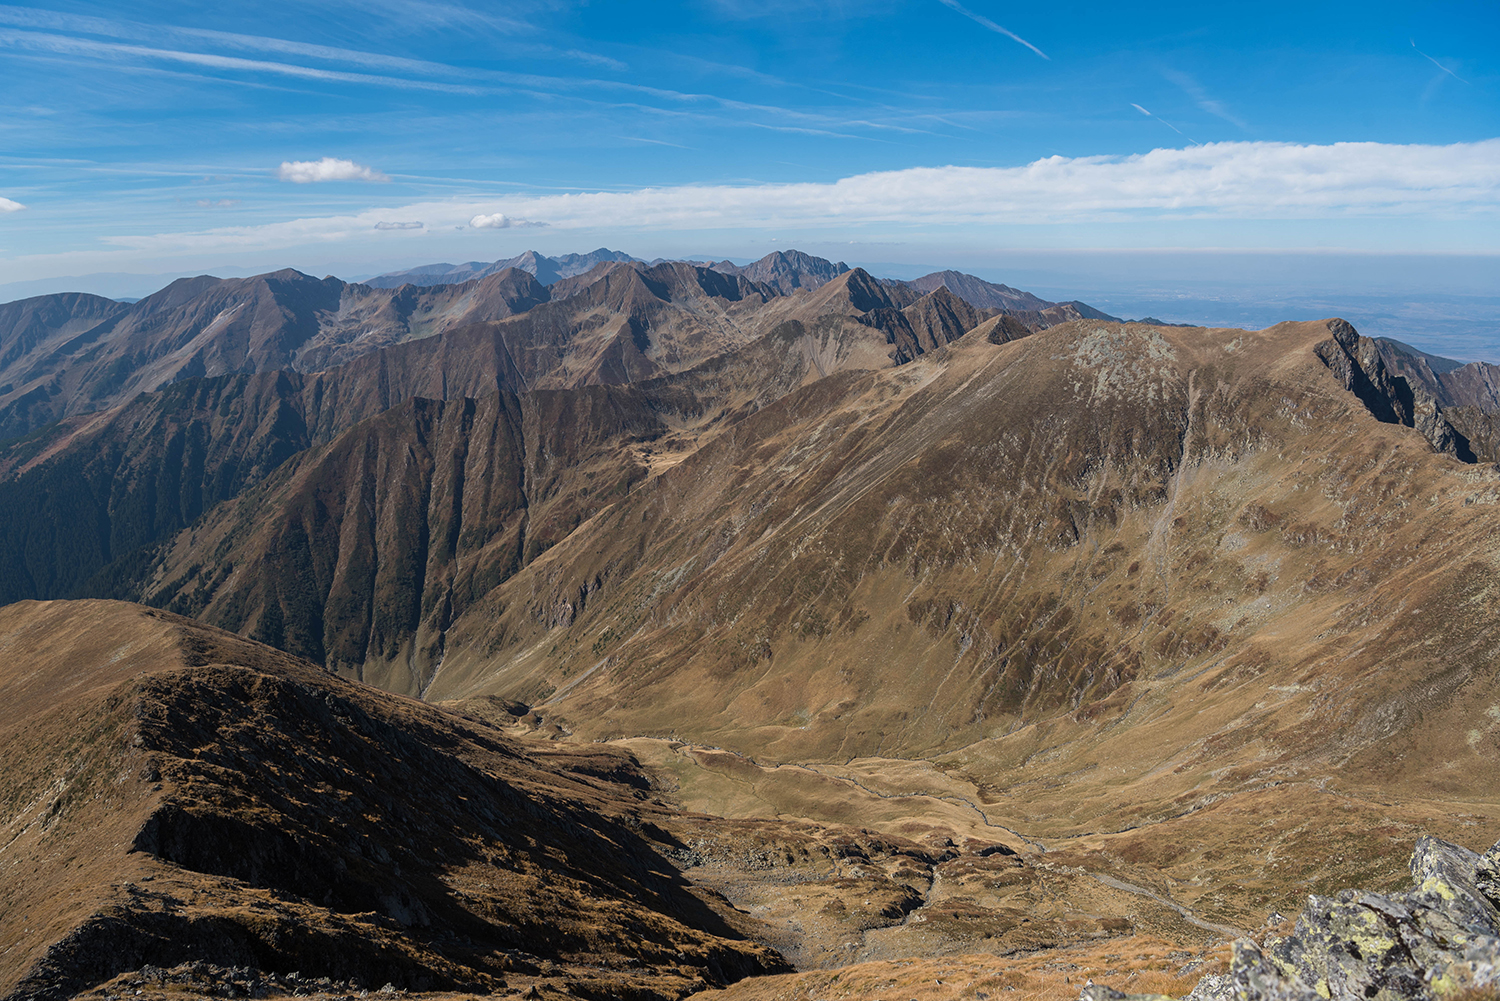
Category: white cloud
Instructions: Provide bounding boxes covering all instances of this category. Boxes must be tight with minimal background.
[100,140,1500,256]
[466,139,1500,228]
[277,157,389,184]
[469,213,544,229]
[0,196,24,212]
[374,220,423,230]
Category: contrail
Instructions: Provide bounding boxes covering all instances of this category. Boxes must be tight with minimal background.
[1130,103,1199,145]
[1411,40,1468,83]
[936,0,1049,60]
[614,136,695,149]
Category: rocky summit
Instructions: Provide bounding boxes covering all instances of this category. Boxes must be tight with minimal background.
[0,250,1496,1001]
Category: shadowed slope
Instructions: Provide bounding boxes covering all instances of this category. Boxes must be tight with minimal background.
[115,387,661,695]
[108,306,947,695]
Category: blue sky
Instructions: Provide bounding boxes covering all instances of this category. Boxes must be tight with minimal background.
[0,0,1496,296]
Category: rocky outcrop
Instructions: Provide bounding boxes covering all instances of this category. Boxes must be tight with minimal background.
[1374,338,1500,413]
[1315,318,1477,462]
[1083,835,1500,1001]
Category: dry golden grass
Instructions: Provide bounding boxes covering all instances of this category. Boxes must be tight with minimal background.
[696,935,1232,1001]
[1443,987,1500,1001]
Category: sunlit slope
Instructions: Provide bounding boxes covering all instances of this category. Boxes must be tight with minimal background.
[417,318,1498,822]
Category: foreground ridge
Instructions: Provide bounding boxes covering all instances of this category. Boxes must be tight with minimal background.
[1086,836,1500,1001]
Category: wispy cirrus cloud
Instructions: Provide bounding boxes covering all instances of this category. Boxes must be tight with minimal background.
[0,29,481,93]
[323,0,534,33]
[0,17,863,136]
[0,3,610,70]
[374,220,423,230]
[1162,68,1248,131]
[100,140,1500,256]
[0,4,962,147]
[615,136,696,149]
[278,158,389,183]
[935,0,1048,60]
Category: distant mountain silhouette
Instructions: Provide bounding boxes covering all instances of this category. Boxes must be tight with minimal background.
[365,248,639,288]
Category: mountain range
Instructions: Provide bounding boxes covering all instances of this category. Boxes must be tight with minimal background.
[1,249,1498,1001]
[0,250,1122,444]
[362,248,640,288]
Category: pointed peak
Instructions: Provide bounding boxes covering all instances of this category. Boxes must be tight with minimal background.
[256,267,320,283]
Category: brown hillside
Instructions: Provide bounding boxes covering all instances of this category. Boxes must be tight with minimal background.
[380,318,1500,924]
[102,314,1500,934]
[2,599,1285,1001]
[0,599,791,1001]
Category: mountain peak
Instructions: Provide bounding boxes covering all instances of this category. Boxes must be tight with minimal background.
[712,250,850,295]
[908,270,1052,311]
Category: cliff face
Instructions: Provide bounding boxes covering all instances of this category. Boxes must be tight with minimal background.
[1315,319,1476,461]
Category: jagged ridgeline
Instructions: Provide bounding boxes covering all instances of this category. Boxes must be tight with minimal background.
[2,250,1500,1000]
[0,253,1090,625]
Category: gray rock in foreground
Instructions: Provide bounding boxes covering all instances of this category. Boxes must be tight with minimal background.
[1082,835,1500,1001]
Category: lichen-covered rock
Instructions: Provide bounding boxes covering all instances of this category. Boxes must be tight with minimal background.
[1182,973,1235,1001]
[1263,836,1500,1001]
[1228,942,1322,1001]
[1083,837,1500,1001]
[1080,985,1175,1001]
